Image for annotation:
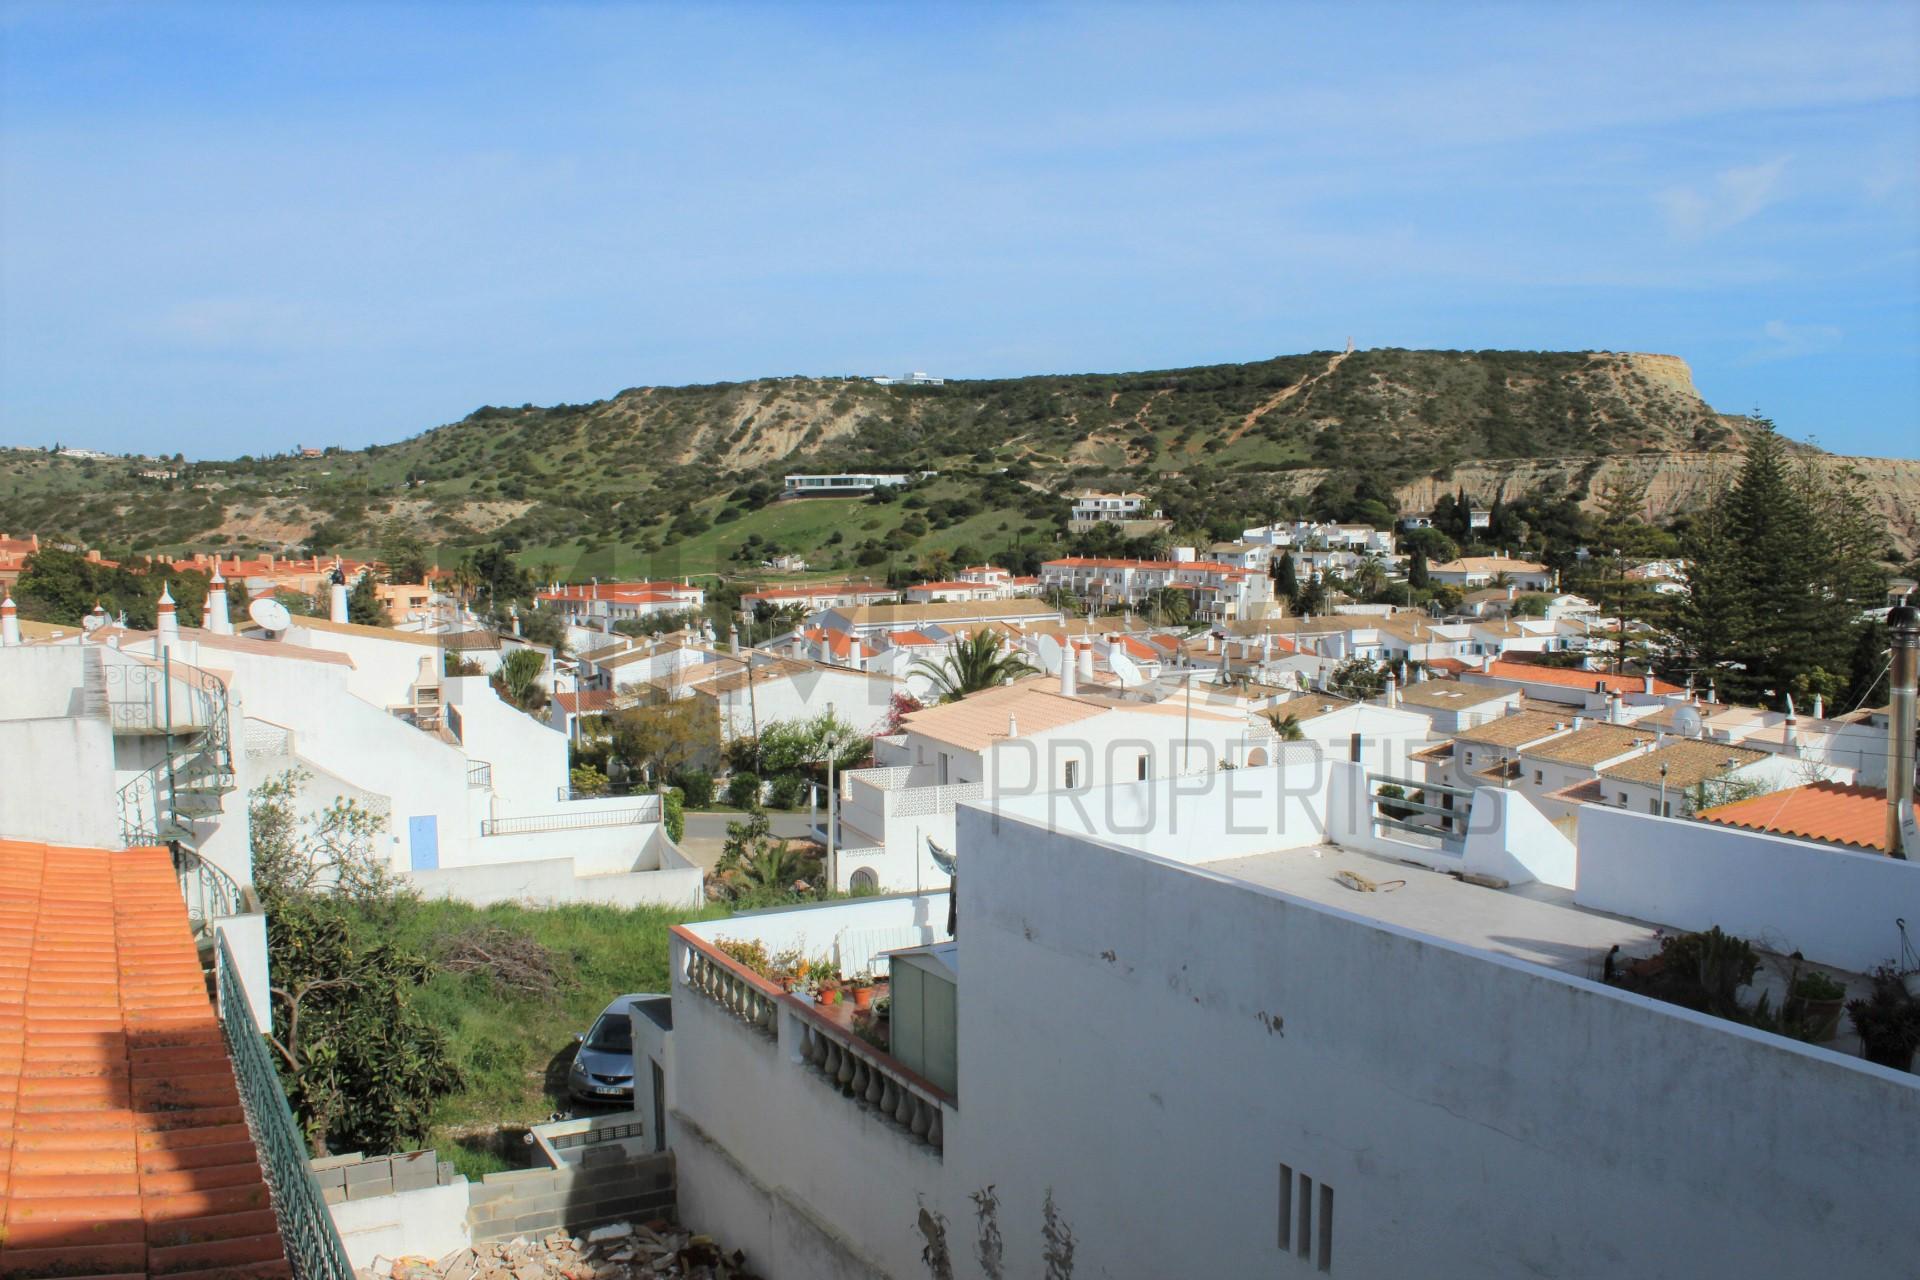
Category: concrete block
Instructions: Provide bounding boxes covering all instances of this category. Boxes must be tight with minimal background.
[437,1161,457,1186]
[345,1160,395,1187]
[322,1184,346,1205]
[394,1161,439,1193]
[311,1152,365,1171]
[345,1176,396,1201]
[313,1166,347,1190]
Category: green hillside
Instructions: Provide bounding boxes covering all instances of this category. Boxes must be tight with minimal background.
[0,347,1761,574]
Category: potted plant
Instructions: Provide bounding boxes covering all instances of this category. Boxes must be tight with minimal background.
[1847,968,1920,1071]
[1785,968,1847,1042]
[814,959,844,1007]
[847,974,876,1011]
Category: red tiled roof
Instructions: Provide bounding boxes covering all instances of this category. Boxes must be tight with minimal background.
[1476,659,1681,696]
[1043,556,1251,578]
[537,582,702,604]
[0,840,287,1276]
[555,689,616,716]
[1699,781,1892,853]
[886,629,938,647]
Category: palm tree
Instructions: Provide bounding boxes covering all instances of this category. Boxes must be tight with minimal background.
[739,840,809,897]
[1263,711,1306,741]
[910,629,1037,703]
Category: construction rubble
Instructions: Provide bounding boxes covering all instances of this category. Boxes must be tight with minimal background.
[358,1220,763,1280]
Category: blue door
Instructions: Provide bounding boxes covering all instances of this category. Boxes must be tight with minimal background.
[408,815,439,870]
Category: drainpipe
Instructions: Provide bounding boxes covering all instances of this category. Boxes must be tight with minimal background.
[1887,605,1918,859]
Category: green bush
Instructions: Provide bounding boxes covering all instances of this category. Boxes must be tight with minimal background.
[769,773,807,810]
[663,787,686,843]
[671,768,714,808]
[726,771,762,809]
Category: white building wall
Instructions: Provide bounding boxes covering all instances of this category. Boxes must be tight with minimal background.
[1575,805,1920,973]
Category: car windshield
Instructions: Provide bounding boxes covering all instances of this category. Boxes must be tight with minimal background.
[585,1011,632,1053]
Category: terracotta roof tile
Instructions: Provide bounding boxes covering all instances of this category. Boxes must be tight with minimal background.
[1698,780,1892,853]
[0,840,286,1277]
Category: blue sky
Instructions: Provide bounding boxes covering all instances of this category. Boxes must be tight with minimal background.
[2,2,1916,459]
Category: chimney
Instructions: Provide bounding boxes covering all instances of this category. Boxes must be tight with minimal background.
[1572,714,1585,731]
[1812,693,1824,720]
[1079,645,1095,682]
[330,580,349,623]
[1061,645,1077,697]
[0,594,18,647]
[157,583,178,640]
[1783,694,1801,756]
[1506,584,1516,600]
[1384,673,1398,708]
[1207,633,1217,653]
[1708,680,1718,705]
[206,566,232,635]
[1606,691,1623,724]
[1887,605,1918,858]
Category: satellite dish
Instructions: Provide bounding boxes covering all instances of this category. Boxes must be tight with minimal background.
[249,598,292,634]
[926,836,957,876]
[81,612,106,634]
[1671,704,1704,738]
[1033,633,1063,676]
[1109,649,1144,688]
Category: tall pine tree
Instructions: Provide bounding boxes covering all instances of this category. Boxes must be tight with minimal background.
[1676,425,1879,705]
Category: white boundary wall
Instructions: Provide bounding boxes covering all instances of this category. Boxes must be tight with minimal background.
[1575,804,1920,973]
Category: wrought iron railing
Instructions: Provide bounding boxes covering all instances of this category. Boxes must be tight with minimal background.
[115,647,236,850]
[215,934,355,1280]
[467,760,494,789]
[480,798,661,837]
[176,843,245,929]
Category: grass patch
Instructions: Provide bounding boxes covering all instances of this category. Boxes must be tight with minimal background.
[391,897,733,1176]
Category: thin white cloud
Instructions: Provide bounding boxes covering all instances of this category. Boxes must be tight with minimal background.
[1745,319,1842,364]
[1657,157,1790,240]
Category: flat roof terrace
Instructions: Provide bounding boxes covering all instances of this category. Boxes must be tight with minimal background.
[1200,844,1660,980]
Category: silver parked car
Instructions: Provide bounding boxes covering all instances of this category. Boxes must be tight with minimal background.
[568,992,658,1103]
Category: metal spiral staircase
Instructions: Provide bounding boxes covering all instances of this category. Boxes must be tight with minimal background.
[108,649,246,933]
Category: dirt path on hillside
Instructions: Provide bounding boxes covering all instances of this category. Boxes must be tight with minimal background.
[1222,349,1352,446]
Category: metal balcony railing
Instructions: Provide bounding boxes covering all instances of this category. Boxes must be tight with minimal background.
[215,934,355,1280]
[479,797,660,837]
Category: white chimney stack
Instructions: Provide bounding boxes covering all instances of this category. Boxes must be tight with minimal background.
[1606,690,1622,724]
[1384,673,1398,708]
[1642,673,1654,696]
[1061,645,1077,697]
[1886,605,1917,858]
[207,567,233,635]
[157,583,179,640]
[1784,694,1801,757]
[0,594,19,647]
[1079,645,1095,682]
[1812,693,1824,720]
[330,580,349,623]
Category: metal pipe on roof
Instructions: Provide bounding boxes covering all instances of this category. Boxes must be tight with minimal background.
[1887,605,1918,859]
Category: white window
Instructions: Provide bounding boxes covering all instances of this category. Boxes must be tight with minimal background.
[1464,750,1475,767]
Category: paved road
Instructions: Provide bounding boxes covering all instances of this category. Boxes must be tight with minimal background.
[678,809,820,871]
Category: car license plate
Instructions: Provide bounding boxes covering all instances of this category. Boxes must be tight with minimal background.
[595,1085,625,1095]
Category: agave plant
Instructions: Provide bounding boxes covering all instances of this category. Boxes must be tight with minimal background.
[910,628,1037,703]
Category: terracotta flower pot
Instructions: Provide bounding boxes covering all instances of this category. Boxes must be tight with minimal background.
[818,986,841,1007]
[852,984,875,1011]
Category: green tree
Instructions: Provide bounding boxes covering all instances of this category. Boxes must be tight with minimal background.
[1273,552,1299,601]
[247,771,458,1155]
[611,691,721,782]
[1408,547,1430,589]
[1154,585,1193,625]
[346,571,385,626]
[910,628,1038,702]
[1327,657,1387,700]
[1675,425,1879,704]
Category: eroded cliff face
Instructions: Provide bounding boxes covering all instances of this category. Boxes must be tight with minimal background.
[1383,452,1920,556]
[1263,449,1920,556]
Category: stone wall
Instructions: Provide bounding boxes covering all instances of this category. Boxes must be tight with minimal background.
[466,1151,676,1244]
